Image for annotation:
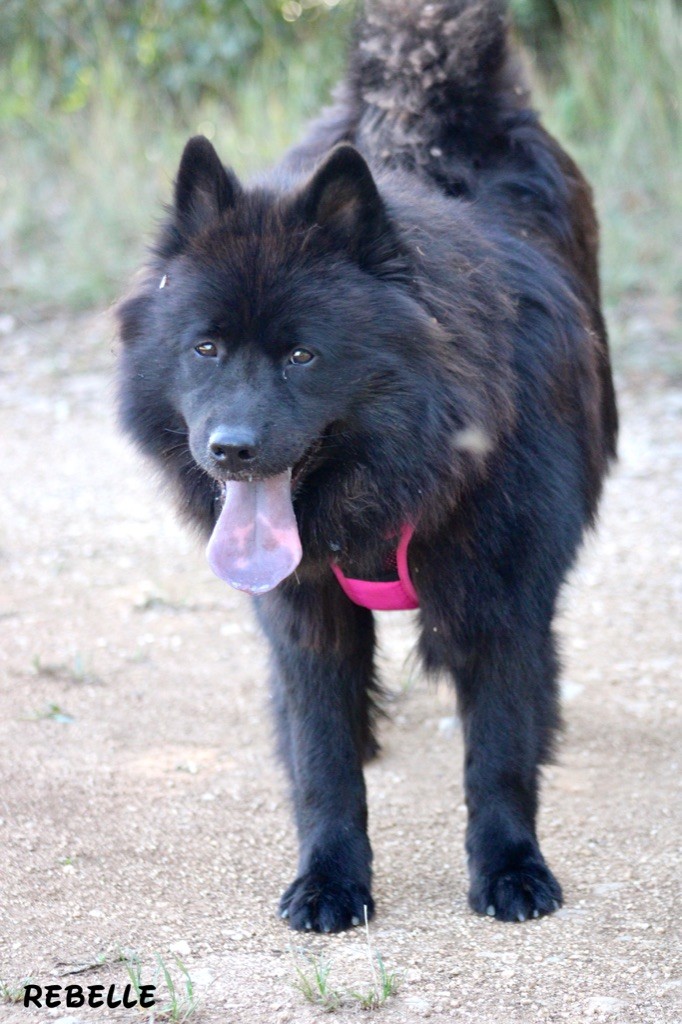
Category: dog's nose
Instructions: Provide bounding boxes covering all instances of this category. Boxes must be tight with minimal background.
[208,427,259,470]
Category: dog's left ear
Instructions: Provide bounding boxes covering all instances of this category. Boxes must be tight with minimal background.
[298,144,390,256]
[174,135,241,236]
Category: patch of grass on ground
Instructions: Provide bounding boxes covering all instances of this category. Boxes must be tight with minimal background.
[291,910,400,1012]
[124,950,199,1022]
[1,978,34,1004]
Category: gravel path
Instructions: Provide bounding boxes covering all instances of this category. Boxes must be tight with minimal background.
[0,313,680,1023]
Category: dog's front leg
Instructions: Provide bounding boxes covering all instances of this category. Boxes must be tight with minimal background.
[256,578,379,932]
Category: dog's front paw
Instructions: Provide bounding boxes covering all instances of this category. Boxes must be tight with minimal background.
[279,873,374,933]
[469,858,563,922]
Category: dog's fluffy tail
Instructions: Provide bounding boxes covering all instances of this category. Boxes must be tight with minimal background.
[349,0,522,165]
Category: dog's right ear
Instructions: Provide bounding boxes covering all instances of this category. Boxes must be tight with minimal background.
[174,136,240,236]
[298,144,387,252]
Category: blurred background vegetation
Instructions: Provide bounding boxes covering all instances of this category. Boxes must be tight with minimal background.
[0,0,680,372]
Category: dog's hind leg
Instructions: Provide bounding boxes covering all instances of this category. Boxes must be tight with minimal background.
[256,578,379,933]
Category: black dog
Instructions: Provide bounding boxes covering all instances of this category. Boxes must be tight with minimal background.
[117,0,617,931]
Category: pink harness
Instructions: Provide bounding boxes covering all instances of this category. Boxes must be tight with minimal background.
[330,524,419,610]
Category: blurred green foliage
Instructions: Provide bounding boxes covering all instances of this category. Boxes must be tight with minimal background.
[1,0,351,116]
[512,0,562,44]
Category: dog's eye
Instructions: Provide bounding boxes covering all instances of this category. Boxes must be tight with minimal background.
[195,341,218,358]
[289,348,315,366]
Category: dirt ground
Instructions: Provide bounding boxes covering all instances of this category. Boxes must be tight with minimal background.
[0,311,680,1024]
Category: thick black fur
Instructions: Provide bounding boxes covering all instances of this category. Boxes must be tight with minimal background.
[117,0,617,930]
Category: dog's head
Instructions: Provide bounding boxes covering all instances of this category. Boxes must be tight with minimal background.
[117,137,444,590]
[122,137,434,478]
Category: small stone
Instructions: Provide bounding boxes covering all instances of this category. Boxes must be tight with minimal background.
[405,994,431,1015]
[191,968,213,987]
[586,996,629,1015]
[438,716,457,736]
[561,679,585,701]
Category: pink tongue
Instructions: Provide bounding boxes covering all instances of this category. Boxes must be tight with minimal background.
[206,470,302,595]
